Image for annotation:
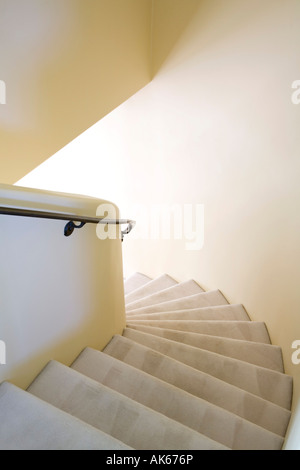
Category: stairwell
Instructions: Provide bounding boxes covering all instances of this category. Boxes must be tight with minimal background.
[0,272,293,450]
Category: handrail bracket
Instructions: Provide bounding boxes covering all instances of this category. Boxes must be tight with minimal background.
[64,221,86,237]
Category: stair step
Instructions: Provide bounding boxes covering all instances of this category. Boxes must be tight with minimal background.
[127,290,229,315]
[103,335,292,433]
[0,382,131,450]
[126,319,270,343]
[0,270,293,450]
[125,274,178,304]
[71,348,284,449]
[127,304,250,321]
[28,361,229,450]
[126,280,205,312]
[126,324,284,371]
[122,329,292,407]
[124,272,152,295]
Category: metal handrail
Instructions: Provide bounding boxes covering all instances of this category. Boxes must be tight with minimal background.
[0,206,135,240]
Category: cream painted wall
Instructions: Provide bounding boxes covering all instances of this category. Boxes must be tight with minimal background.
[0,184,126,390]
[16,0,300,449]
[0,0,152,184]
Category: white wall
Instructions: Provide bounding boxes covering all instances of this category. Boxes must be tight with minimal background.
[0,184,126,389]
[17,0,300,449]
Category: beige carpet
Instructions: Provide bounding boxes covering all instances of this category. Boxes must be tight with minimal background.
[0,272,293,450]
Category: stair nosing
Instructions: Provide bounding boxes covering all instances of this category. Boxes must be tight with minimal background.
[125,323,284,372]
[126,280,205,311]
[103,335,293,411]
[122,328,292,408]
[70,348,287,447]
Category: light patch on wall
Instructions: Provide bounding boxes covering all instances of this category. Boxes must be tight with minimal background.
[15,100,131,200]
[0,0,76,63]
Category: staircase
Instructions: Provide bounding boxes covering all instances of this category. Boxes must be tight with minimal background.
[0,273,293,450]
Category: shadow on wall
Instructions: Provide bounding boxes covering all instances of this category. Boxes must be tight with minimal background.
[152,0,281,77]
[0,0,152,184]
[152,0,201,77]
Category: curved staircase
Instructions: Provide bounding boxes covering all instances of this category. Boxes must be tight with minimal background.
[0,273,293,450]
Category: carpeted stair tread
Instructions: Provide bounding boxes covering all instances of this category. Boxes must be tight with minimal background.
[122,328,292,407]
[0,271,293,450]
[27,360,228,450]
[103,335,292,433]
[125,274,178,304]
[126,319,270,343]
[126,280,205,312]
[127,290,229,315]
[0,382,131,450]
[124,272,152,295]
[126,323,284,371]
[70,347,284,449]
[126,304,250,321]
